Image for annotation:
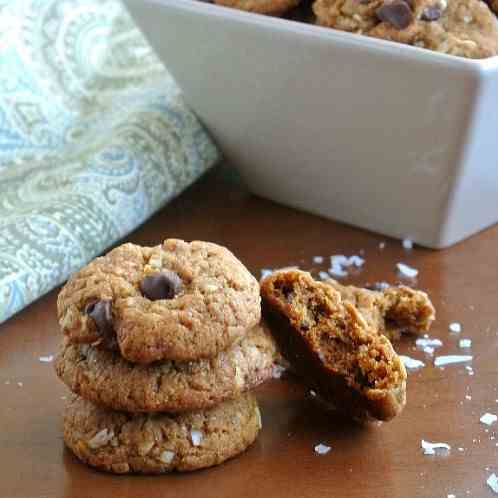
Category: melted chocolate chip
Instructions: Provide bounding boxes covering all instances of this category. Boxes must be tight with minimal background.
[421,6,441,20]
[84,299,115,346]
[140,271,183,301]
[376,0,413,29]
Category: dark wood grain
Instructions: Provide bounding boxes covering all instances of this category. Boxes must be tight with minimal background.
[1,165,497,498]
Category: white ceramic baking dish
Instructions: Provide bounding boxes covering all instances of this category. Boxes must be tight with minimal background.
[123,0,498,248]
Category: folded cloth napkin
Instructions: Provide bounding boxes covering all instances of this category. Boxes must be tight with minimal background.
[0,0,220,324]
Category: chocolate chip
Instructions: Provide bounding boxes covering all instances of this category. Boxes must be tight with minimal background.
[421,6,441,20]
[376,0,414,29]
[140,271,183,301]
[84,299,114,340]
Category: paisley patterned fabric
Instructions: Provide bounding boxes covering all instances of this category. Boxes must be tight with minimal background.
[0,0,219,323]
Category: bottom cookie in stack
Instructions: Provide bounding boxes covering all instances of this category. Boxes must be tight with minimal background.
[64,393,262,474]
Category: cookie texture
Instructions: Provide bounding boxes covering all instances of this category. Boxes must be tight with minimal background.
[314,0,498,58]
[55,323,276,413]
[215,0,301,15]
[57,239,261,364]
[63,393,261,474]
[261,270,407,422]
[325,279,435,341]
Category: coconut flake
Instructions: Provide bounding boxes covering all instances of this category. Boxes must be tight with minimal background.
[396,262,418,279]
[434,355,472,367]
[447,494,456,498]
[272,364,286,379]
[459,339,471,348]
[88,429,114,449]
[190,429,203,447]
[379,242,386,250]
[449,322,462,333]
[314,443,331,455]
[480,413,497,426]
[423,346,435,355]
[313,256,324,264]
[465,395,472,400]
[39,355,54,363]
[17,382,23,387]
[347,255,365,267]
[159,450,175,464]
[318,271,330,280]
[260,269,273,278]
[421,439,451,455]
[416,338,443,349]
[402,238,414,250]
[487,473,498,493]
[400,355,425,370]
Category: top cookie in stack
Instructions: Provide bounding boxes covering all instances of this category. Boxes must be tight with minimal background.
[57,239,262,365]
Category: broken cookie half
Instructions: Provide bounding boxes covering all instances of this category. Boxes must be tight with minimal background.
[261,270,407,422]
[325,278,435,341]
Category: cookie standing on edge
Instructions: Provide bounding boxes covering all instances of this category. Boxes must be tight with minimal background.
[57,239,261,364]
[261,270,407,422]
[55,323,277,413]
[313,0,498,58]
[64,393,262,474]
[325,278,435,341]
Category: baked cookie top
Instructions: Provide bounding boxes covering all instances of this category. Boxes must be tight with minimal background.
[261,270,407,422]
[215,0,301,16]
[64,393,261,474]
[325,278,435,341]
[314,0,498,58]
[55,323,276,413]
[57,239,261,364]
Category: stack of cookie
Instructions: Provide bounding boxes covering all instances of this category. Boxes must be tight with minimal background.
[55,239,276,474]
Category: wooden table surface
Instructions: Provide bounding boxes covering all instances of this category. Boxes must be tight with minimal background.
[2,165,498,498]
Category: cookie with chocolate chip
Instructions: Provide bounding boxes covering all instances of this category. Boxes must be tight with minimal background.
[313,0,498,58]
[55,323,276,413]
[63,393,261,474]
[57,239,261,364]
[215,0,301,16]
[261,270,407,422]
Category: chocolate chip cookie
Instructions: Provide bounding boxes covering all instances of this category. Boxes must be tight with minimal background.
[55,323,276,413]
[261,270,407,422]
[215,0,301,15]
[57,239,261,364]
[63,393,261,474]
[325,278,435,341]
[314,0,498,58]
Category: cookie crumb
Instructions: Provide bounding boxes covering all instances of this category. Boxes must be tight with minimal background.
[159,450,175,464]
[487,473,498,493]
[480,413,497,426]
[434,355,472,367]
[314,443,331,455]
[459,339,472,348]
[421,439,450,455]
[379,242,386,250]
[465,395,472,400]
[87,429,114,449]
[190,429,203,447]
[449,322,462,333]
[396,262,418,279]
[400,355,425,370]
[255,406,263,430]
[17,382,23,387]
[39,355,54,363]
